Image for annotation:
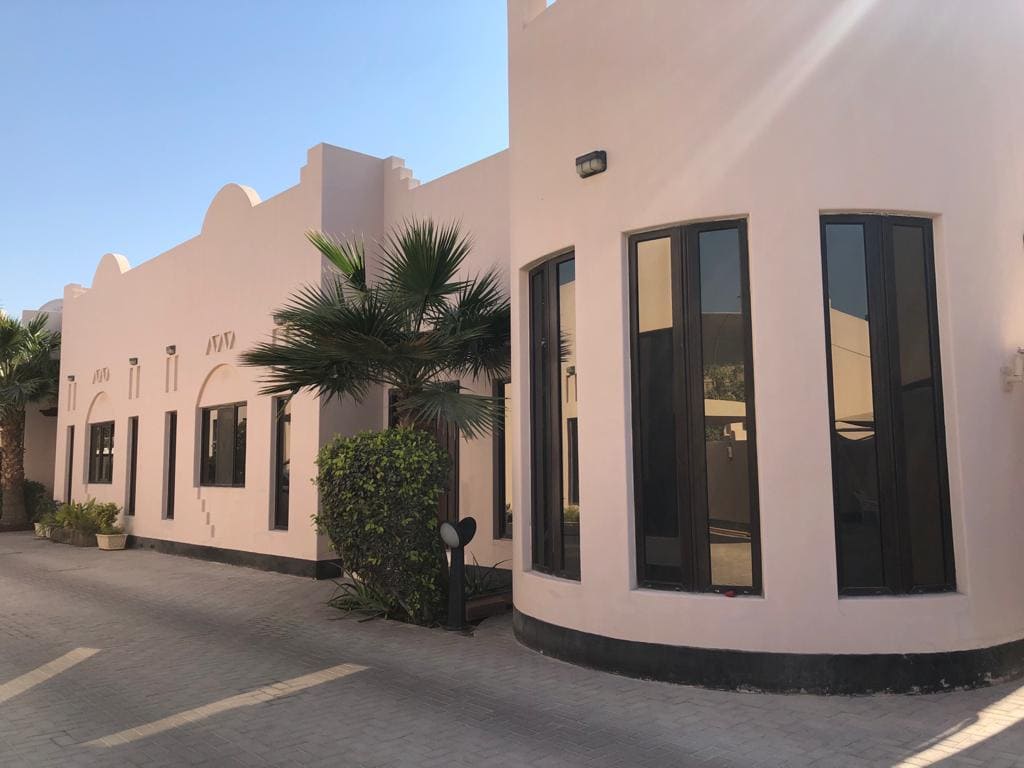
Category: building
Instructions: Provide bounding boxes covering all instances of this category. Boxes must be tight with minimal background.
[44,0,1024,692]
[53,146,510,576]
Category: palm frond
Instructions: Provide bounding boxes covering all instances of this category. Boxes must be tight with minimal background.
[397,384,503,440]
[306,231,367,295]
[379,219,471,326]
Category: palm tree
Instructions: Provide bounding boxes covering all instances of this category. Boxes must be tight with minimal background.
[0,312,61,526]
[242,219,510,438]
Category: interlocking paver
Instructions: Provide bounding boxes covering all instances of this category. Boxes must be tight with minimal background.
[2,531,1024,767]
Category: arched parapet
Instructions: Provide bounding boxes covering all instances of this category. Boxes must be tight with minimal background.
[201,183,262,236]
[91,253,131,290]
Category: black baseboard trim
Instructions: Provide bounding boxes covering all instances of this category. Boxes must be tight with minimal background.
[127,535,342,580]
[513,608,1024,694]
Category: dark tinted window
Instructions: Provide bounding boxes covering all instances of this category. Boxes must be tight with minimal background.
[200,403,247,487]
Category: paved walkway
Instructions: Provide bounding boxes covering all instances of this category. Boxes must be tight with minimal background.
[2,532,1024,767]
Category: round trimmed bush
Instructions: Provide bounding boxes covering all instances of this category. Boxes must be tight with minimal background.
[316,428,450,625]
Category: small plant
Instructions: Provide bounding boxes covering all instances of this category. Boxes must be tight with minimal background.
[54,499,120,535]
[99,521,124,535]
[327,571,401,621]
[465,557,511,599]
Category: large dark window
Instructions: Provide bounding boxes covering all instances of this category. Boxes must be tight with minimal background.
[273,396,291,530]
[821,215,954,594]
[530,253,580,580]
[126,416,139,515]
[629,221,760,593]
[493,379,513,539]
[88,421,115,484]
[200,403,247,487]
[164,411,177,519]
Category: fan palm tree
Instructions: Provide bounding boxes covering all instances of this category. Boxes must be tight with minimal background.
[242,219,510,438]
[0,312,61,526]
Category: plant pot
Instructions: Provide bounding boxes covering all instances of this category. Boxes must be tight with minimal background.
[96,533,127,551]
[49,527,97,547]
[33,523,49,539]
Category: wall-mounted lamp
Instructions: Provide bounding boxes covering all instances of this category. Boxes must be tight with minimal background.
[273,315,287,327]
[128,357,138,366]
[1003,347,1024,391]
[67,374,75,382]
[165,345,176,356]
[575,150,607,179]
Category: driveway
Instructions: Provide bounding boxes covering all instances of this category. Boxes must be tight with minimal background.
[1,531,1023,767]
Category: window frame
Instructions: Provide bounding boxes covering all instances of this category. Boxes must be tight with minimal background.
[272,396,291,530]
[126,416,139,515]
[820,213,955,595]
[164,411,177,519]
[493,378,512,540]
[87,420,115,485]
[627,219,762,594]
[529,250,580,580]
[199,402,247,488]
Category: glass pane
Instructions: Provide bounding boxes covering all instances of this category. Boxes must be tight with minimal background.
[634,237,683,584]
[501,381,513,537]
[698,228,754,588]
[825,223,885,590]
[891,224,948,588]
[233,405,247,486]
[529,269,550,569]
[557,259,580,579]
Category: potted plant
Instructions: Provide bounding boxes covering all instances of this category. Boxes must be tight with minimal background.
[34,508,56,539]
[96,521,127,551]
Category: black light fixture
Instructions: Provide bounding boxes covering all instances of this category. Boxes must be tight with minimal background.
[440,517,477,631]
[67,374,75,382]
[165,345,176,356]
[128,357,138,366]
[575,150,607,179]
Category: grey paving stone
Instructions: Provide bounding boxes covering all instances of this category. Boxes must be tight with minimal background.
[1,531,1023,767]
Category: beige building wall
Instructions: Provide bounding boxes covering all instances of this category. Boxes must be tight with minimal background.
[507,0,1024,655]
[52,143,513,571]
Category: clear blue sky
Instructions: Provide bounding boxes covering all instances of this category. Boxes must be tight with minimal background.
[0,0,509,318]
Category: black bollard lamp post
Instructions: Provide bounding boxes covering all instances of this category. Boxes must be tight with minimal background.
[440,517,476,631]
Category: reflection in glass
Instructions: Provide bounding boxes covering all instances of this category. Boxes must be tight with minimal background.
[557,259,580,579]
[891,225,947,588]
[698,229,753,588]
[634,237,683,583]
[824,223,885,590]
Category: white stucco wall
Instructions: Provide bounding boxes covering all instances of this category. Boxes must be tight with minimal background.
[54,145,382,563]
[507,0,1024,654]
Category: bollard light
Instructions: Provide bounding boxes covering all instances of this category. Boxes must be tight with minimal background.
[440,517,477,631]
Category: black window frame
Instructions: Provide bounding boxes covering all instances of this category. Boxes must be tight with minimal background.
[273,396,291,530]
[164,411,177,519]
[529,250,580,580]
[821,214,955,595]
[628,220,762,594]
[199,402,247,488]
[126,416,139,515]
[87,421,115,485]
[492,378,512,540]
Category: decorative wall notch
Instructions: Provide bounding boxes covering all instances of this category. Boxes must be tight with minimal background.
[206,331,236,356]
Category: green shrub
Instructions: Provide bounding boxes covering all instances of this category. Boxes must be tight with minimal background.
[54,499,120,535]
[316,428,449,625]
[23,480,57,523]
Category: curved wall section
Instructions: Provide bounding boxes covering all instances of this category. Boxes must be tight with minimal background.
[507,0,1024,689]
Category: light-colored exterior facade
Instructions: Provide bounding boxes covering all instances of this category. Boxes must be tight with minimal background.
[33,0,1024,691]
[53,145,511,573]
